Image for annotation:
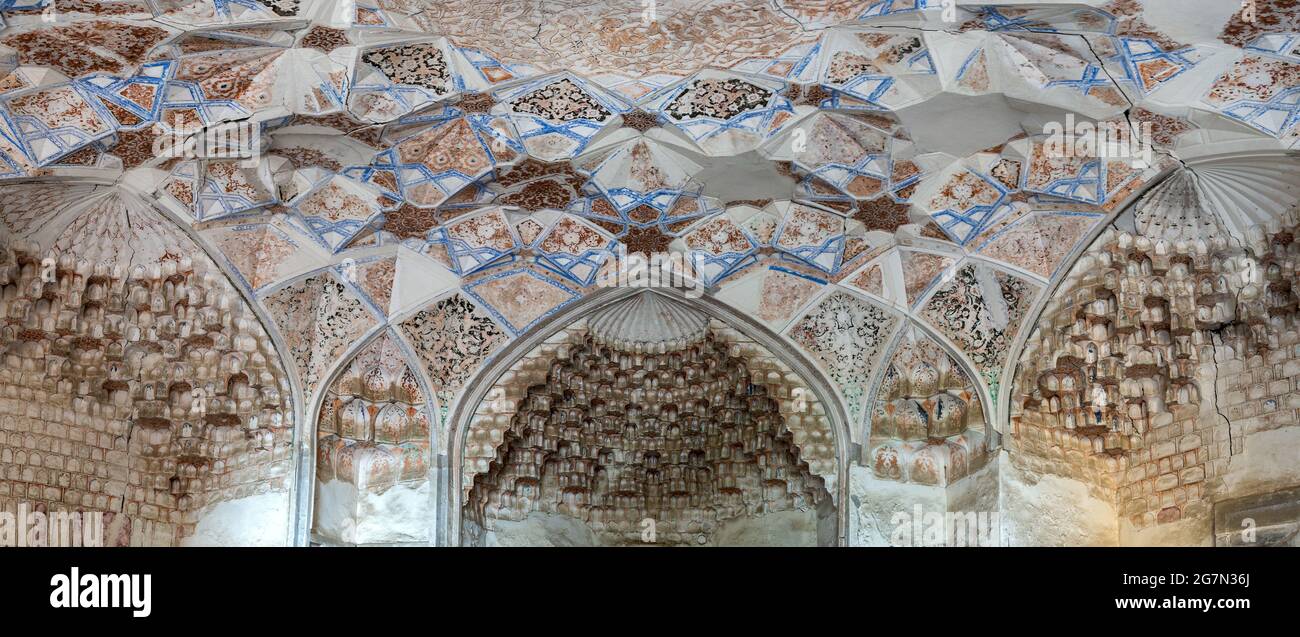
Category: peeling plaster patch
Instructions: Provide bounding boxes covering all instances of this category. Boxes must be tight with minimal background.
[1000,454,1119,547]
[181,493,291,547]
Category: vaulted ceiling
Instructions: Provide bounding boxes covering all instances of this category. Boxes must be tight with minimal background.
[0,0,1298,546]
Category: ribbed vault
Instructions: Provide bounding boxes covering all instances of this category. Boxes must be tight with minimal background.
[2,0,1299,547]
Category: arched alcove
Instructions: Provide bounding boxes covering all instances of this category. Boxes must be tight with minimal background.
[1000,155,1300,546]
[308,328,438,545]
[0,179,302,546]
[443,287,853,546]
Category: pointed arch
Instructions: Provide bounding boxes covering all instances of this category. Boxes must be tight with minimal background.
[0,175,305,545]
[440,286,854,546]
[304,326,440,545]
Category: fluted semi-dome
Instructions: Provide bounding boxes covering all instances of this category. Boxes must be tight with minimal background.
[1131,168,1228,243]
[1128,158,1300,247]
[587,291,710,353]
[1189,157,1300,240]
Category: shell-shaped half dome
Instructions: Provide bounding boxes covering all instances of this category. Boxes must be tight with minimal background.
[1129,158,1300,246]
[1131,168,1226,243]
[587,291,710,354]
